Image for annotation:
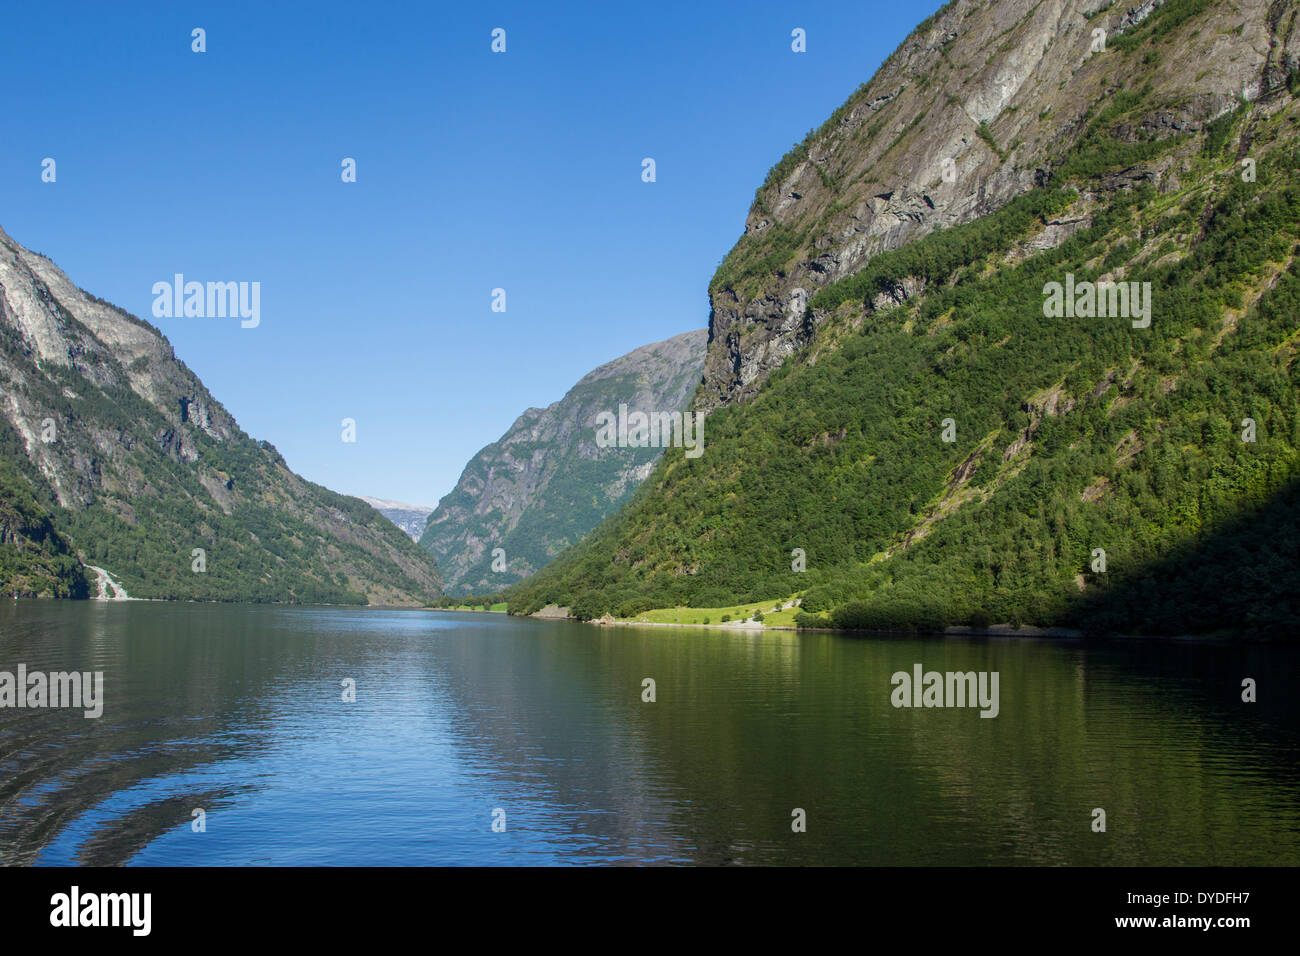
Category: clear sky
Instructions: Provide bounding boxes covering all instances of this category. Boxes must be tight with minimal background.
[1,0,941,506]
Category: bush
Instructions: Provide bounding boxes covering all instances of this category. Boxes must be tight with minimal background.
[570,591,606,621]
[615,597,654,618]
[795,611,831,628]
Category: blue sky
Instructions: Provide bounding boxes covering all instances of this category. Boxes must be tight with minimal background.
[1,0,941,506]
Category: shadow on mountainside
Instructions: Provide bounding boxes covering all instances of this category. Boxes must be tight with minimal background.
[1062,475,1300,638]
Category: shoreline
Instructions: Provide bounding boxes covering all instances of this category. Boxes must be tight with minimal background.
[522,609,1262,643]
[1,597,1270,642]
[423,606,507,614]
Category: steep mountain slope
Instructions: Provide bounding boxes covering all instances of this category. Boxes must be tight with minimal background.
[703,0,1292,407]
[509,0,1300,636]
[0,226,441,604]
[358,496,433,541]
[421,330,706,595]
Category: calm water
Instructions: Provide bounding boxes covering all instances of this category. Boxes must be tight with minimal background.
[1,600,1297,866]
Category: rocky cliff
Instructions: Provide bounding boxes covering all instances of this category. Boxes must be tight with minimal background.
[703,0,1298,408]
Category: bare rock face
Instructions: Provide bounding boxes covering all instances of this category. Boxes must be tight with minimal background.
[420,330,707,595]
[702,0,1297,409]
[0,225,442,605]
[0,228,241,510]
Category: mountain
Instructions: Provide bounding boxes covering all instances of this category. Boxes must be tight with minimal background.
[508,0,1300,636]
[420,330,706,595]
[0,226,441,605]
[358,496,433,541]
[700,0,1291,408]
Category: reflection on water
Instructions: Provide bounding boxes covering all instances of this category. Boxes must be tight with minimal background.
[1,600,1297,865]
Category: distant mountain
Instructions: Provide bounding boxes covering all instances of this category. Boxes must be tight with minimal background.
[358,496,433,541]
[420,330,706,595]
[0,225,441,605]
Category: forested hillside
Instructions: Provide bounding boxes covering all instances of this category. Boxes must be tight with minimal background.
[508,0,1300,636]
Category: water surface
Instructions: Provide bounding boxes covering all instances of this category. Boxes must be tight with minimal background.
[1,601,1297,865]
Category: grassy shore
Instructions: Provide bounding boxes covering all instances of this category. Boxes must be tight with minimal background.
[618,597,801,628]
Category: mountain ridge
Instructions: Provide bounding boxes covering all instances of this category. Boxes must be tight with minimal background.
[0,225,442,605]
